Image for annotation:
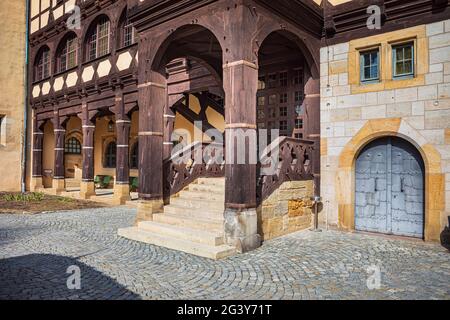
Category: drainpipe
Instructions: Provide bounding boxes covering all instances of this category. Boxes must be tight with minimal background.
[21,0,30,193]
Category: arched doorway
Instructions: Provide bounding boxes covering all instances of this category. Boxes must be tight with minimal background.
[355,136,425,238]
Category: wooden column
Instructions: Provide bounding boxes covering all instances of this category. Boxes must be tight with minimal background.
[223,60,261,252]
[304,76,321,196]
[114,113,132,205]
[136,75,166,223]
[53,116,66,194]
[31,116,44,191]
[163,104,175,160]
[80,118,96,199]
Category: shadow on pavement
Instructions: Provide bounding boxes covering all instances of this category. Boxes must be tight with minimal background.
[0,254,141,300]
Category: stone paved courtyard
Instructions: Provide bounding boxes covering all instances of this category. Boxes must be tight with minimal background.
[0,207,449,300]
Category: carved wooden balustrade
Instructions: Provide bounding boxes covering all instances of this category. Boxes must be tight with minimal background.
[163,141,225,200]
[163,137,316,203]
[257,137,315,203]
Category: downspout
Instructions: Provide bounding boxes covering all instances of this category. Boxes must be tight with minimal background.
[21,0,30,193]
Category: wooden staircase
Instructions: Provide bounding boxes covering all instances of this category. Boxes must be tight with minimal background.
[118,178,236,260]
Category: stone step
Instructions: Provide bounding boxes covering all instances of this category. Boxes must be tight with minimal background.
[118,227,236,260]
[178,190,225,202]
[197,177,225,187]
[153,213,223,232]
[164,204,223,219]
[138,221,224,246]
[170,197,224,211]
[188,183,224,194]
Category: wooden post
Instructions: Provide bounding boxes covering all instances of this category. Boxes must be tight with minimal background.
[223,60,261,252]
[136,72,166,223]
[31,116,44,191]
[52,113,66,195]
[80,105,96,199]
[304,76,321,196]
[114,104,132,205]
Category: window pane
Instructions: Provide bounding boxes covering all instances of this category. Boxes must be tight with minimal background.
[404,46,412,59]
[370,65,378,78]
[364,66,371,79]
[396,48,403,61]
[404,60,413,74]
[396,61,404,75]
[371,53,378,65]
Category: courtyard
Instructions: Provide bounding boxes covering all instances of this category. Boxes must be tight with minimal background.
[0,207,449,300]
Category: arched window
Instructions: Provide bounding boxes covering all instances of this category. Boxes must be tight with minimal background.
[130,142,138,169]
[57,34,78,73]
[118,9,137,48]
[65,137,82,154]
[86,16,110,61]
[104,141,116,168]
[34,47,51,81]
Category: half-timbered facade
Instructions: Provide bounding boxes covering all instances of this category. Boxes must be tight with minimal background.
[25,0,450,258]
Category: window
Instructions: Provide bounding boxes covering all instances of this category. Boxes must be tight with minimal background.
[35,47,50,81]
[58,35,78,72]
[268,108,276,118]
[130,142,138,169]
[360,49,379,83]
[293,69,303,85]
[393,43,414,78]
[280,93,288,104]
[87,17,110,61]
[257,110,265,119]
[294,91,303,102]
[268,74,277,88]
[295,119,304,129]
[295,133,303,139]
[279,106,288,117]
[257,96,265,106]
[65,137,81,154]
[279,121,288,131]
[119,10,137,48]
[279,72,288,87]
[104,141,116,168]
[258,76,266,90]
[269,94,277,105]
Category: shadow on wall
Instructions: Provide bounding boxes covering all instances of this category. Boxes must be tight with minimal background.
[0,254,141,300]
[441,217,450,252]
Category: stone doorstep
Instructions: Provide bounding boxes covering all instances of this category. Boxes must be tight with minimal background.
[178,190,225,202]
[118,226,236,260]
[138,221,225,246]
[153,213,224,232]
[163,205,224,218]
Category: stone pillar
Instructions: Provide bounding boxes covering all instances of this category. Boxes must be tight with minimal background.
[136,75,166,223]
[31,118,44,191]
[80,120,96,199]
[114,116,131,205]
[223,60,261,253]
[53,127,66,195]
[304,76,321,197]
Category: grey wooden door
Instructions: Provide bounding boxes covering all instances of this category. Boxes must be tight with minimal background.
[355,137,424,238]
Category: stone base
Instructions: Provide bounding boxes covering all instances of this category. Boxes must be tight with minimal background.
[51,179,65,195]
[113,183,131,205]
[135,199,164,225]
[80,181,95,200]
[224,208,261,253]
[30,177,43,192]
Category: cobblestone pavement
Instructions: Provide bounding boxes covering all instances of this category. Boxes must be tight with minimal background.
[0,207,449,300]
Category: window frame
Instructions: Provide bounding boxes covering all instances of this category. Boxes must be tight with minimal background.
[35,47,51,82]
[64,137,82,155]
[104,141,117,168]
[58,35,78,73]
[392,42,415,80]
[87,17,111,62]
[359,48,380,84]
